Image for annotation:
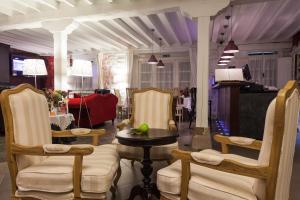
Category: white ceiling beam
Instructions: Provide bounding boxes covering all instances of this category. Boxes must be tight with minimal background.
[98,20,141,48]
[147,14,173,47]
[157,13,181,45]
[130,16,160,47]
[176,11,192,45]
[3,31,52,48]
[13,0,41,13]
[272,8,300,40]
[33,0,58,10]
[0,7,13,16]
[0,35,53,52]
[83,0,94,5]
[1,1,27,15]
[112,18,151,48]
[71,28,119,50]
[79,22,126,50]
[59,0,77,7]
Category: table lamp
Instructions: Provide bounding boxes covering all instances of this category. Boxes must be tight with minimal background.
[70,59,93,128]
[23,59,48,88]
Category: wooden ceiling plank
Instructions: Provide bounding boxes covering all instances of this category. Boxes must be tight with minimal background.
[59,0,76,7]
[71,28,119,51]
[112,18,151,48]
[130,16,160,47]
[1,0,27,15]
[176,11,192,45]
[0,7,13,16]
[145,14,172,47]
[33,0,58,10]
[78,22,125,50]
[13,0,41,13]
[98,20,141,48]
[157,13,181,45]
[253,0,291,41]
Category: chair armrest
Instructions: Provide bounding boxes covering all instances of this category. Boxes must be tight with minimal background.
[12,143,92,198]
[169,120,177,131]
[11,143,94,156]
[214,134,262,153]
[52,129,105,146]
[117,119,133,130]
[172,149,268,179]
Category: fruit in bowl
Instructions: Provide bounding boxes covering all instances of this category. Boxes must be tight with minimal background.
[132,123,149,134]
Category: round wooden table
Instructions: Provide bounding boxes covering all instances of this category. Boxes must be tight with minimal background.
[116,128,178,200]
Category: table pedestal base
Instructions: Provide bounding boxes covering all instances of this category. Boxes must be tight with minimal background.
[128,183,160,200]
[128,146,160,200]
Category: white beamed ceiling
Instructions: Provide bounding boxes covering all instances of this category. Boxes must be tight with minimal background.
[0,0,298,55]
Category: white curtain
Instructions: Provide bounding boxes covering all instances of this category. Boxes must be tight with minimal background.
[127,50,134,87]
[97,53,104,89]
[248,54,277,87]
[189,47,197,87]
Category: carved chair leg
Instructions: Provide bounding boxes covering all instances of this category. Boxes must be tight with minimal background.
[114,165,122,187]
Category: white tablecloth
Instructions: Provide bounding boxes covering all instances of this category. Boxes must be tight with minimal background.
[49,113,75,130]
[183,97,191,111]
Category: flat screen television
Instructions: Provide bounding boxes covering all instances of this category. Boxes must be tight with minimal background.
[11,56,26,76]
[242,64,252,81]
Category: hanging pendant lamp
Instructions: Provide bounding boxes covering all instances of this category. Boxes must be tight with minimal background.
[157,38,165,68]
[224,5,239,54]
[221,52,234,59]
[219,58,231,63]
[148,29,158,65]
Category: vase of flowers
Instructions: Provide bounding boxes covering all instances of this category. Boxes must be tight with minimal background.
[44,89,68,112]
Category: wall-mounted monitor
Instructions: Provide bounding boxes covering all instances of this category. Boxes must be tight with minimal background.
[11,56,26,76]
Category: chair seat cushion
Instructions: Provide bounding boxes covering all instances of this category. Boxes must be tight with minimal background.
[157,149,260,200]
[113,139,178,160]
[16,144,119,194]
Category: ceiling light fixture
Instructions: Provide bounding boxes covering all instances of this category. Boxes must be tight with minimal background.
[148,29,158,65]
[157,38,165,68]
[221,53,234,59]
[224,5,239,54]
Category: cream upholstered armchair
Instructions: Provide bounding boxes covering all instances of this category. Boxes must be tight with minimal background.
[114,88,177,163]
[1,84,120,200]
[157,80,300,200]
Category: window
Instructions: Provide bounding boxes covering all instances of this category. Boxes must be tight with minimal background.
[139,60,191,89]
[140,63,153,88]
[178,62,191,88]
[157,63,173,88]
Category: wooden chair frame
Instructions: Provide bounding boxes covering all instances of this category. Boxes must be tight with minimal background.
[162,80,299,200]
[1,84,109,200]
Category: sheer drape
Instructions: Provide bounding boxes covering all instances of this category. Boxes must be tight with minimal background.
[248,54,277,86]
[189,47,197,87]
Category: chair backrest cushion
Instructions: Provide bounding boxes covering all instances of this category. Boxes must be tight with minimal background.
[254,88,300,200]
[9,88,52,170]
[274,89,300,200]
[133,90,171,129]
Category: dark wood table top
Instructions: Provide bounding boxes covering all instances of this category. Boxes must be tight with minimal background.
[116,128,178,147]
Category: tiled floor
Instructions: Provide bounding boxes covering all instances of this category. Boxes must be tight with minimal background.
[0,121,300,200]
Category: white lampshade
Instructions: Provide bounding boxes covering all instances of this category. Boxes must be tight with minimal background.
[23,59,47,76]
[71,59,93,77]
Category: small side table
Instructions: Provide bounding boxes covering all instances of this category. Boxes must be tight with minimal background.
[116,128,178,200]
[50,113,75,144]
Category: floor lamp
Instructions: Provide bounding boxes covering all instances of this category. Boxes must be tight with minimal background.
[71,59,93,128]
[23,59,48,88]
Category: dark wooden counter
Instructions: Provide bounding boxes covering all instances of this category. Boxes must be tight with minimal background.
[213,81,277,139]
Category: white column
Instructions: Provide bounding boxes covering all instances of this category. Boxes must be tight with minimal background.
[196,16,210,128]
[42,19,78,90]
[53,31,68,90]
